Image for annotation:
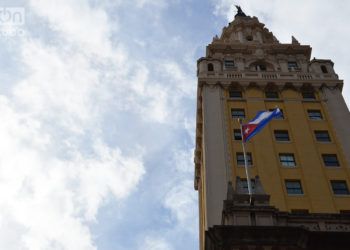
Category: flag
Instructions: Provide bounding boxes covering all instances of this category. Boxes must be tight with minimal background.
[242,108,282,142]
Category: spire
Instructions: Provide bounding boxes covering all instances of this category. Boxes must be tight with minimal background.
[234,5,247,17]
[291,35,300,45]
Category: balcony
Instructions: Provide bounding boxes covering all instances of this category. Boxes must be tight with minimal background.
[199,71,339,81]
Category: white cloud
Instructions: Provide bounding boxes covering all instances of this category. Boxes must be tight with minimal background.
[172,148,194,173]
[0,0,154,249]
[140,236,173,250]
[0,94,145,249]
[29,0,114,57]
[0,0,199,249]
[136,0,165,8]
[163,180,197,234]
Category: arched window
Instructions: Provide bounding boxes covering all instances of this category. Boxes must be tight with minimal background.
[255,64,266,71]
[207,63,214,71]
[249,60,272,71]
[321,65,328,73]
[246,35,253,41]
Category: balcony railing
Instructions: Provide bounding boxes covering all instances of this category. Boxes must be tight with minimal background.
[199,71,339,80]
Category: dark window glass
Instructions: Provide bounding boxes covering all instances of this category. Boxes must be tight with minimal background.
[246,36,253,41]
[256,64,266,71]
[229,90,242,98]
[234,129,242,140]
[321,65,328,73]
[288,61,298,70]
[285,180,303,194]
[241,179,255,193]
[331,181,349,195]
[231,109,245,119]
[279,153,296,167]
[308,110,323,120]
[302,91,316,100]
[236,152,252,165]
[224,60,235,69]
[322,154,340,167]
[265,91,279,99]
[315,131,331,142]
[207,63,214,71]
[291,209,309,215]
[274,130,290,141]
[269,109,284,119]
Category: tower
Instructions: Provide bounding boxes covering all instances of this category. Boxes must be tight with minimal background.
[194,7,350,250]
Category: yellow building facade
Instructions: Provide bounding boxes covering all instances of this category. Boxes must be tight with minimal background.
[227,87,350,213]
[195,7,350,250]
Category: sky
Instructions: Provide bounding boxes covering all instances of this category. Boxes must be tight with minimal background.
[0,1,349,250]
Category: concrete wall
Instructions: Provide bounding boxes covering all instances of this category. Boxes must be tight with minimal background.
[322,87,350,167]
[202,85,229,228]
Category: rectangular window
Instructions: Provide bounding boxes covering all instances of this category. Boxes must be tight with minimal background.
[322,154,340,167]
[331,181,349,195]
[279,153,296,167]
[224,60,235,69]
[269,109,284,119]
[288,61,298,70]
[233,129,242,140]
[302,91,316,100]
[274,130,290,141]
[308,110,323,120]
[231,109,245,119]
[229,90,242,98]
[265,91,279,99]
[236,152,252,165]
[241,179,256,193]
[315,131,331,142]
[285,180,303,195]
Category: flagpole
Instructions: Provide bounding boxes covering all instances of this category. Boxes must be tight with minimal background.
[239,118,253,204]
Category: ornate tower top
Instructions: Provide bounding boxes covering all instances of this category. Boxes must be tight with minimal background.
[212,9,279,45]
[234,5,247,17]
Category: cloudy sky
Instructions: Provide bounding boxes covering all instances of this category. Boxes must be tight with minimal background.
[0,1,349,250]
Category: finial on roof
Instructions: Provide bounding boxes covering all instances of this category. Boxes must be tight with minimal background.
[235,5,247,17]
[292,36,300,45]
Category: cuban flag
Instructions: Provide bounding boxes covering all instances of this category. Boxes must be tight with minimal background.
[242,108,282,142]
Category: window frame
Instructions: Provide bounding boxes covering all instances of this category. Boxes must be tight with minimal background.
[322,154,340,167]
[207,63,214,72]
[236,152,253,166]
[224,60,235,70]
[229,90,243,98]
[233,129,242,141]
[255,64,267,71]
[274,130,290,142]
[265,91,279,99]
[302,91,316,100]
[307,110,323,120]
[331,180,350,195]
[279,153,296,167]
[321,65,328,74]
[287,61,299,70]
[314,130,331,142]
[285,180,303,195]
[231,109,245,119]
[241,178,256,193]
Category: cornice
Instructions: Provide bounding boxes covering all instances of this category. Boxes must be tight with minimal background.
[207,43,311,58]
[197,79,343,92]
